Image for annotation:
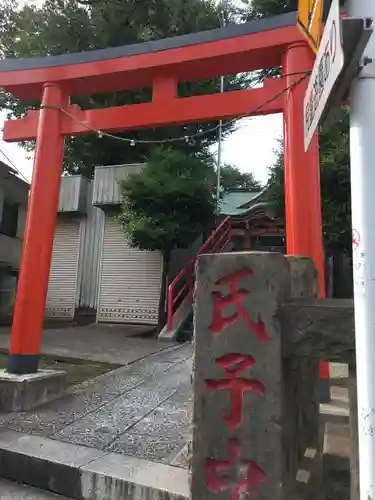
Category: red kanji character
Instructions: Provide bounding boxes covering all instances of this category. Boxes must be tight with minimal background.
[205,354,265,430]
[209,268,268,343]
[205,439,267,499]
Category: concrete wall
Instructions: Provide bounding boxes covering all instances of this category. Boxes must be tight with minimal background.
[0,235,23,268]
[0,173,29,269]
[0,183,4,224]
[168,235,203,282]
[0,171,29,321]
[16,205,27,240]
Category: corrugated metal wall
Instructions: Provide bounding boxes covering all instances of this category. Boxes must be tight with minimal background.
[45,218,81,319]
[97,215,163,324]
[58,176,89,213]
[92,164,145,206]
[76,181,105,310]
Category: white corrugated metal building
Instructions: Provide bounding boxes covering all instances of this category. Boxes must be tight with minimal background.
[45,175,104,320]
[47,164,200,326]
[47,164,198,326]
[92,164,163,325]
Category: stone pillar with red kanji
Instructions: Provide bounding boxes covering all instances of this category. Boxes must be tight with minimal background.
[191,252,297,500]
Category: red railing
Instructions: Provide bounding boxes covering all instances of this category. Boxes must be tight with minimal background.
[167,216,232,330]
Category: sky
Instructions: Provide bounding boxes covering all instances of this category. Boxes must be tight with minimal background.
[0,0,284,185]
[215,114,282,184]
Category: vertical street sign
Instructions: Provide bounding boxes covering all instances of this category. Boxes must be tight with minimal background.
[303,0,344,151]
[298,0,325,53]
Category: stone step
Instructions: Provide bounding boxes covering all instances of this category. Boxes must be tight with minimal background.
[324,422,350,464]
[322,422,350,500]
[321,375,351,500]
[0,430,189,500]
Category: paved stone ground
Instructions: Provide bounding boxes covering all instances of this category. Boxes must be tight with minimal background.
[0,343,192,468]
[0,340,351,496]
[0,479,69,499]
[0,324,175,365]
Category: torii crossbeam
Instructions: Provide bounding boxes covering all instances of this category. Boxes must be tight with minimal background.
[0,11,324,374]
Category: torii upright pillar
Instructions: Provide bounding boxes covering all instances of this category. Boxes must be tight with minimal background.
[7,83,67,374]
[283,42,329,382]
[283,42,325,298]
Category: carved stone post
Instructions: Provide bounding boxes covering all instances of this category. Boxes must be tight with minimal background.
[191,252,293,499]
[283,257,321,495]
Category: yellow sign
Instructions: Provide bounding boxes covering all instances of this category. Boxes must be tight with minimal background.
[298,0,325,54]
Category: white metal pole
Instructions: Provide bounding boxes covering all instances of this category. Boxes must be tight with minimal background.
[348,0,375,498]
[216,75,224,208]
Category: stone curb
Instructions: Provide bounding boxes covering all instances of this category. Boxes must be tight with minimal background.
[0,430,189,500]
[158,300,192,342]
[0,478,72,499]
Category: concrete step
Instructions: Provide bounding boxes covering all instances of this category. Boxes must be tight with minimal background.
[321,376,351,500]
[0,429,189,500]
[0,479,70,499]
[322,422,350,500]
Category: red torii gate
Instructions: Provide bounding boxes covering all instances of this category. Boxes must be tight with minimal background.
[0,11,325,374]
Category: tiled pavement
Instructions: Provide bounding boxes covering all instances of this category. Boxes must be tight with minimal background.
[0,343,192,468]
[0,345,352,498]
[0,324,176,365]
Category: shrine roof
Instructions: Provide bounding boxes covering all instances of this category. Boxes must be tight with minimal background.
[0,11,301,100]
[220,190,266,216]
[0,12,297,72]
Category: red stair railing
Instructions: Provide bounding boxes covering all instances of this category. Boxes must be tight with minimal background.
[166,216,232,331]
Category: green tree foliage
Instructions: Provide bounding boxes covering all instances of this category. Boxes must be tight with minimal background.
[242,0,346,24]
[240,0,296,20]
[118,148,215,263]
[239,0,297,78]
[219,164,262,191]
[0,0,247,177]
[119,147,215,325]
[266,108,351,252]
